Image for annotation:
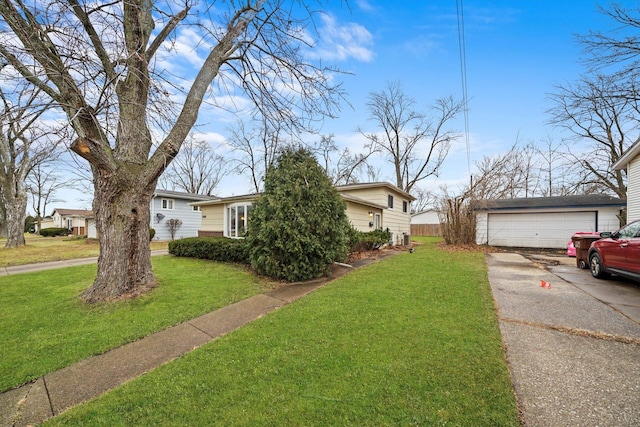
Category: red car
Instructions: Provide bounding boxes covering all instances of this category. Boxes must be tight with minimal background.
[588,219,640,282]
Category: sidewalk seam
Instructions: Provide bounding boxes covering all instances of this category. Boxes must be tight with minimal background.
[500,316,640,346]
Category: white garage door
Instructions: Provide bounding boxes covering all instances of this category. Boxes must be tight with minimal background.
[487,211,597,248]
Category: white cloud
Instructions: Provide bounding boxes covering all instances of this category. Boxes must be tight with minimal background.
[307,13,374,63]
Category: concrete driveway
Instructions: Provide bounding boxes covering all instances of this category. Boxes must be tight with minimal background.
[486,252,640,427]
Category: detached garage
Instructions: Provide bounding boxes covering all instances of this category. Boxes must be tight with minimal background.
[475,195,626,249]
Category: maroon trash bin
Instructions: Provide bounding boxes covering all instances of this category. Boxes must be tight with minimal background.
[571,232,602,269]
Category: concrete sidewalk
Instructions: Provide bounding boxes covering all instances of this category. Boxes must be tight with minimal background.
[0,250,169,276]
[487,252,640,426]
[0,254,386,427]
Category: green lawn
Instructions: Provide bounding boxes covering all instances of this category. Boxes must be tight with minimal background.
[0,233,168,267]
[44,238,520,426]
[0,256,272,392]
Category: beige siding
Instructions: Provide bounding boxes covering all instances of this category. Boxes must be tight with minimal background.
[342,186,412,242]
[346,202,382,232]
[201,205,225,234]
[629,158,640,221]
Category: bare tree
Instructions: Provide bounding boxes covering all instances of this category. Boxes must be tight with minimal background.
[410,186,436,213]
[361,81,464,193]
[26,161,70,233]
[0,81,55,247]
[578,3,640,78]
[0,1,345,302]
[535,136,575,197]
[311,134,377,185]
[547,74,635,198]
[228,117,287,193]
[159,136,226,195]
[165,218,182,241]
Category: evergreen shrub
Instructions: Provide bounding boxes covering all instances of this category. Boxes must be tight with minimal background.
[246,148,352,281]
[39,227,71,237]
[168,237,249,264]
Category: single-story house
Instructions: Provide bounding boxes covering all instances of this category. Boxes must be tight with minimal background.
[410,208,441,236]
[54,190,214,240]
[48,208,94,236]
[613,140,640,221]
[475,195,626,249]
[192,182,415,245]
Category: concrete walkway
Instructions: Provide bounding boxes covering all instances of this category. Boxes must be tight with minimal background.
[487,252,640,426]
[0,250,169,276]
[0,254,386,427]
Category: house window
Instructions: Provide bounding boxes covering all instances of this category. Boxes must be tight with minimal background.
[192,206,201,212]
[403,200,408,213]
[227,204,252,238]
[66,218,73,229]
[161,199,174,210]
[388,195,394,209]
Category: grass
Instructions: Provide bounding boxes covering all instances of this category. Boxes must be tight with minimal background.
[44,238,520,426]
[0,256,272,392]
[0,233,168,267]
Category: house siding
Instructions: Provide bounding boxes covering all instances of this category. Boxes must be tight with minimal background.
[201,205,225,235]
[150,196,202,240]
[196,183,414,244]
[628,157,640,221]
[345,202,382,232]
[340,186,412,244]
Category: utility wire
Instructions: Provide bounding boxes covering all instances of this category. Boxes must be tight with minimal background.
[456,0,472,177]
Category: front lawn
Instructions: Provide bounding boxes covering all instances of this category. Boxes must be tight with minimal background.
[46,238,520,426]
[0,233,168,267]
[0,256,272,392]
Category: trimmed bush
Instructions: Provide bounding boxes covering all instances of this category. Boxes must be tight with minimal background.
[350,228,392,253]
[149,228,156,241]
[168,237,249,264]
[39,228,71,237]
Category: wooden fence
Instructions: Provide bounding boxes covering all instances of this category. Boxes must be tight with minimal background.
[410,224,441,236]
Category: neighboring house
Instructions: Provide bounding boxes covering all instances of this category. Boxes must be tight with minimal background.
[61,190,215,240]
[39,216,54,230]
[613,140,640,221]
[150,190,215,240]
[193,182,415,245]
[475,195,626,249]
[410,209,441,236]
[49,208,93,236]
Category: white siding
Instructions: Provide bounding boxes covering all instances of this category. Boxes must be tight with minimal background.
[411,210,439,224]
[475,207,622,249]
[628,158,640,221]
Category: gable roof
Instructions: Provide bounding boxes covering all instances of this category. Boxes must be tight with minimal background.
[153,189,217,201]
[335,182,416,201]
[613,139,640,170]
[52,208,93,217]
[192,182,415,208]
[475,194,626,211]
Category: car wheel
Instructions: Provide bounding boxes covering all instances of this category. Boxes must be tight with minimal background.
[589,252,610,279]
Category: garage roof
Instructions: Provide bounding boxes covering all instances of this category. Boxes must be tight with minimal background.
[475,194,626,211]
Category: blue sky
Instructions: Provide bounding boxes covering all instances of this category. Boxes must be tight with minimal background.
[54,0,622,208]
[301,0,614,193]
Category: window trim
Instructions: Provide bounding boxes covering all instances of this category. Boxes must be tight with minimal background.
[226,202,252,238]
[402,200,408,213]
[192,205,201,212]
[161,198,174,210]
[388,194,394,209]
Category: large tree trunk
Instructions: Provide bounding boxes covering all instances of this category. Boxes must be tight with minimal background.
[4,187,27,248]
[81,174,157,303]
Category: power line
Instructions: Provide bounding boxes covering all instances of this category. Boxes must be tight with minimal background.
[456,0,472,177]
